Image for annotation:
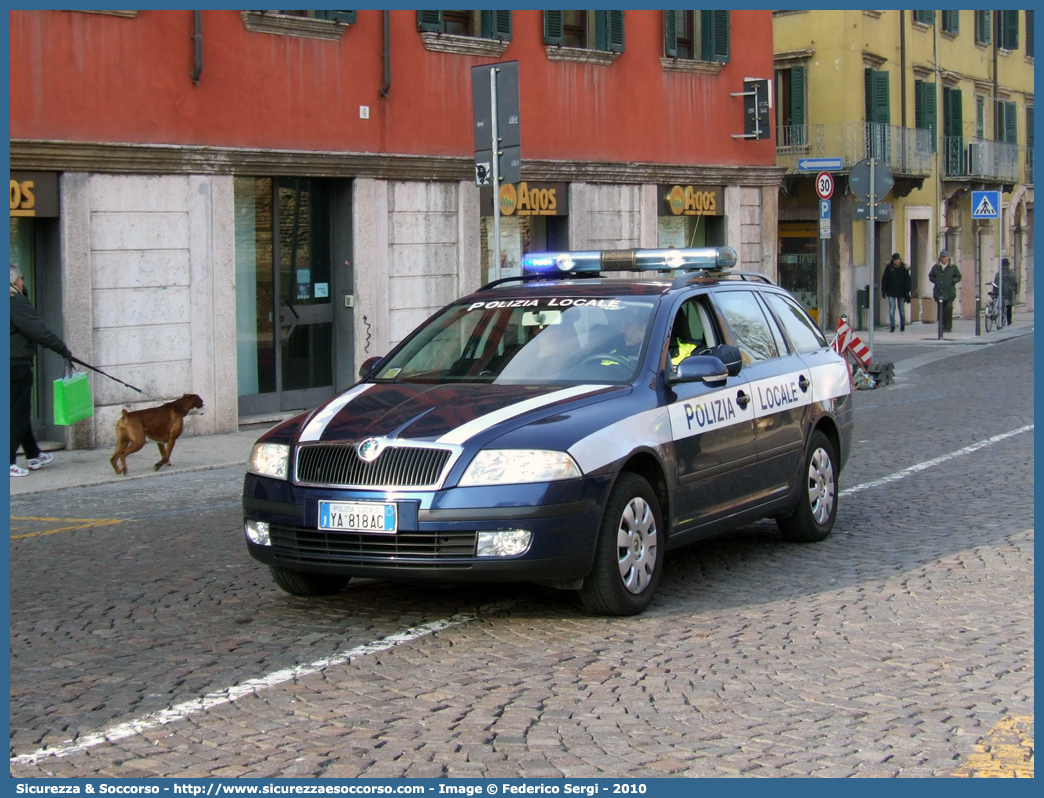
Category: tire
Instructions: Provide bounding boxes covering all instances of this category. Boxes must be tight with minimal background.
[985,305,995,332]
[270,566,349,597]
[777,430,838,543]
[579,473,664,616]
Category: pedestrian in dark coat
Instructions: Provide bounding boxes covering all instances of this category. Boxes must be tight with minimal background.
[928,249,962,333]
[10,264,74,477]
[881,253,912,332]
[991,257,1019,325]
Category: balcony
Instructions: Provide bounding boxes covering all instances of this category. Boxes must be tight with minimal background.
[776,122,933,176]
[941,137,1020,182]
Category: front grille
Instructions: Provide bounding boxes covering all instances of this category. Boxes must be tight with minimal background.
[269,524,476,569]
[296,444,452,488]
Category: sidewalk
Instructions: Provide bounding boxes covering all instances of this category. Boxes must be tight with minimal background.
[9,310,1033,498]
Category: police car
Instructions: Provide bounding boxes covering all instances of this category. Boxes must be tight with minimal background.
[243,247,854,615]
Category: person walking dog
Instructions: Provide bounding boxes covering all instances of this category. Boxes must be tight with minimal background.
[929,249,961,334]
[882,253,912,332]
[10,265,74,477]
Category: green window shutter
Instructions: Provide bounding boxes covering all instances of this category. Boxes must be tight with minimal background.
[865,68,874,122]
[944,86,963,138]
[976,95,985,139]
[790,65,805,129]
[314,10,355,24]
[924,82,937,151]
[595,10,624,53]
[1000,10,1019,50]
[544,10,563,46]
[914,10,934,26]
[872,70,890,125]
[1027,11,1034,57]
[942,10,959,35]
[975,10,991,44]
[664,10,678,58]
[701,10,729,63]
[1006,102,1018,144]
[914,80,925,129]
[1027,106,1034,146]
[417,10,443,32]
[481,10,512,41]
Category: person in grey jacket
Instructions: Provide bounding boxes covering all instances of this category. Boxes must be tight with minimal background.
[991,257,1019,325]
[928,249,962,333]
[10,264,74,477]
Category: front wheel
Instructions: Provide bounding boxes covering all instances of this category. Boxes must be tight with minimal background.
[985,304,995,332]
[580,473,664,616]
[270,566,350,596]
[777,430,838,543]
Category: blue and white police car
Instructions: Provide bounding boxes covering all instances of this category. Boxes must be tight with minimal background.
[243,247,854,615]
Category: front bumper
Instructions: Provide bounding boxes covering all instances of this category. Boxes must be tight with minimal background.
[242,472,612,583]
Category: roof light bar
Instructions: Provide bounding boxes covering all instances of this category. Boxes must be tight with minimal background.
[521,247,737,276]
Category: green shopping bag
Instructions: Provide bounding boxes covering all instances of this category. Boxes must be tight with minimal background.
[53,370,93,425]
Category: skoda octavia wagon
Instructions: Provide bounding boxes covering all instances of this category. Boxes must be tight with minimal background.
[243,247,854,615]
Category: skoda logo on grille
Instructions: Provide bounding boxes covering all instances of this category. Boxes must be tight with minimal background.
[356,438,384,462]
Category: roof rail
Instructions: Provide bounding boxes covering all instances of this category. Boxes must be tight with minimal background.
[669,269,774,290]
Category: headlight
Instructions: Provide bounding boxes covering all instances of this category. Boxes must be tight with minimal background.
[459,449,582,486]
[248,442,290,480]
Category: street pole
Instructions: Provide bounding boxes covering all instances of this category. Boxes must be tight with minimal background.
[489,67,502,282]
[996,216,1004,328]
[819,235,828,330]
[867,158,876,361]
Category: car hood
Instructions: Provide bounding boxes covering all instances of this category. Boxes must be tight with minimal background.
[293,382,620,447]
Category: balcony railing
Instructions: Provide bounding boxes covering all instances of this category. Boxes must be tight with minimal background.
[941,136,1020,181]
[776,122,933,176]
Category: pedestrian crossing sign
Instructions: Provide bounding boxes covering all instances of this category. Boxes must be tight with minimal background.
[971,190,1000,219]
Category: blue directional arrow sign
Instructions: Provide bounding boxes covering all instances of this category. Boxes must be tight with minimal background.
[798,157,843,172]
[971,190,1000,218]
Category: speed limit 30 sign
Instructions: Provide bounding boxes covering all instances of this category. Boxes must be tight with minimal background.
[816,172,834,200]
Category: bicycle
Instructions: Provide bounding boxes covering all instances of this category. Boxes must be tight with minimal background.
[984,290,1004,332]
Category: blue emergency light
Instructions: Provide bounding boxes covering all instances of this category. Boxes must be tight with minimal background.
[521,247,737,276]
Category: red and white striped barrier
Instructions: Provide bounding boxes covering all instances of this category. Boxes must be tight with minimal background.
[832,318,871,368]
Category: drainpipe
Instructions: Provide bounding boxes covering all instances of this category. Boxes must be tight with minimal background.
[900,13,907,129]
[190,10,202,85]
[934,14,942,255]
[379,10,391,97]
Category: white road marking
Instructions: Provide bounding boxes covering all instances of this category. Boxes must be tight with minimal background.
[11,604,509,767]
[841,424,1034,497]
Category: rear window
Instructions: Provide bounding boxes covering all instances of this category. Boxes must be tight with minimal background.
[373,296,658,385]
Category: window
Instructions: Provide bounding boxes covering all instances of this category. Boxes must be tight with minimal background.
[864,68,890,125]
[775,65,807,147]
[997,10,1019,50]
[976,95,986,139]
[942,10,959,35]
[664,10,730,62]
[713,291,779,365]
[943,85,964,173]
[417,10,512,41]
[241,10,355,40]
[544,10,624,53]
[914,79,937,151]
[762,294,828,354]
[975,10,991,44]
[913,10,934,26]
[1027,11,1034,57]
[277,10,355,23]
[996,100,1018,144]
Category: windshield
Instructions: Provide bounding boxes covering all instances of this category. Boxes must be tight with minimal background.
[373,296,658,385]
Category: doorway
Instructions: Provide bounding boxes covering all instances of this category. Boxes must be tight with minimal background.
[235,177,353,418]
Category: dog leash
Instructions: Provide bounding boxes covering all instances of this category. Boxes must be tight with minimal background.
[69,356,143,394]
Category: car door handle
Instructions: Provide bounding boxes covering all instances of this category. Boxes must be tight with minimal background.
[798,375,810,392]
[736,390,750,409]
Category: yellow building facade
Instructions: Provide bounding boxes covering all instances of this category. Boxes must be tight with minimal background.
[774,10,1033,331]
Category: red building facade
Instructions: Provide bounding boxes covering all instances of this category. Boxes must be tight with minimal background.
[10,10,782,445]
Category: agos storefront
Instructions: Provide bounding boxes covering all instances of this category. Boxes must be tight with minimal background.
[657,184,726,249]
[480,181,569,283]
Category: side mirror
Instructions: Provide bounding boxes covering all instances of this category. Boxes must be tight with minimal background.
[359,356,383,380]
[668,355,729,386]
[703,344,743,377]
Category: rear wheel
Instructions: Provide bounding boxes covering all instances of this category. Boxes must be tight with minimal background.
[270,566,349,596]
[985,303,996,332]
[777,430,838,543]
[580,473,664,616]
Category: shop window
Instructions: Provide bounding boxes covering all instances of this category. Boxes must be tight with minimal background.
[914,79,937,152]
[663,10,729,63]
[975,11,991,45]
[775,64,807,148]
[941,10,959,36]
[544,10,624,63]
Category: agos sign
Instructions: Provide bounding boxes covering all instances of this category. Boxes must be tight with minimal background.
[482,182,568,217]
[659,184,724,217]
[10,172,59,218]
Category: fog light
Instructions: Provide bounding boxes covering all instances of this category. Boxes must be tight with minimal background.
[476,529,532,557]
[245,519,271,546]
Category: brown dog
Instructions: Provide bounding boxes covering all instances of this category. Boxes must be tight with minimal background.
[110,394,204,475]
